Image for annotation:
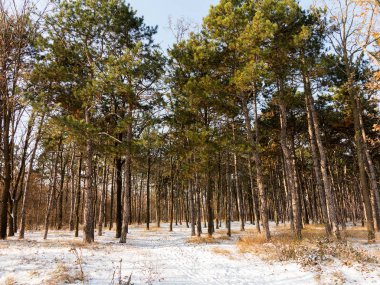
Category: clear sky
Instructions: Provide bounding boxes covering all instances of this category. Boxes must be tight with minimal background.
[127,0,220,49]
[127,0,314,50]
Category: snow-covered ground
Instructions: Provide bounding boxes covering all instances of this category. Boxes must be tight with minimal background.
[0,222,379,285]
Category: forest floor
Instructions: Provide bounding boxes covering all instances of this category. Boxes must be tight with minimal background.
[0,222,379,285]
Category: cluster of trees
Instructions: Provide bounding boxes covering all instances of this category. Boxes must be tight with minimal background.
[0,0,379,244]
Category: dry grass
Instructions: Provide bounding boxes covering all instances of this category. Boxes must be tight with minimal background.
[187,236,221,244]
[237,224,380,267]
[331,271,346,285]
[38,238,105,251]
[3,276,16,285]
[214,235,231,241]
[29,270,40,277]
[144,225,161,232]
[66,239,104,249]
[187,234,232,244]
[212,247,232,256]
[215,229,241,236]
[343,226,380,242]
[314,270,346,285]
[45,262,84,285]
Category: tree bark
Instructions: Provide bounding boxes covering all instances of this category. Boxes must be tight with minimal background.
[242,95,270,240]
[349,79,375,242]
[304,89,331,235]
[169,157,175,232]
[120,105,133,243]
[98,160,107,236]
[69,148,76,231]
[115,156,123,238]
[75,156,82,238]
[0,106,11,239]
[83,107,95,243]
[278,80,302,240]
[19,114,45,239]
[146,154,151,230]
[304,74,340,239]
[359,109,380,232]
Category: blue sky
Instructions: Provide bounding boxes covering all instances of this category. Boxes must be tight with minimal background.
[127,0,220,49]
[127,0,314,50]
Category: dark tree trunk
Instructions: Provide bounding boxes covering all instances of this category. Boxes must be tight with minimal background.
[0,108,11,239]
[98,160,107,236]
[169,157,175,232]
[19,114,44,239]
[69,149,76,231]
[75,157,82,238]
[146,154,151,230]
[83,106,95,243]
[120,105,133,243]
[109,164,115,230]
[44,143,61,240]
[278,80,301,240]
[115,157,123,238]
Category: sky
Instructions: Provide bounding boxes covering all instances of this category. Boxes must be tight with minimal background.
[127,0,314,50]
[127,0,219,49]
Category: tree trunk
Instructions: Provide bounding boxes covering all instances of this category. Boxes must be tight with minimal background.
[115,156,123,238]
[120,105,133,243]
[109,164,115,230]
[43,144,61,240]
[98,160,107,236]
[304,89,331,235]
[57,152,67,230]
[206,163,214,237]
[248,158,261,233]
[226,153,232,237]
[156,172,161,227]
[242,95,270,240]
[189,177,196,236]
[83,106,95,243]
[196,173,202,237]
[278,80,302,240]
[303,71,340,239]
[169,157,175,232]
[359,109,380,232]
[75,156,82,238]
[233,151,245,232]
[69,149,76,231]
[146,154,151,230]
[349,78,375,242]
[0,107,11,239]
[19,114,45,239]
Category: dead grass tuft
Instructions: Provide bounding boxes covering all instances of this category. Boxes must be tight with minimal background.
[331,271,346,285]
[187,236,220,244]
[144,225,162,232]
[343,226,380,242]
[3,276,16,285]
[215,229,240,235]
[39,238,104,250]
[29,270,40,277]
[66,239,101,249]
[215,235,231,241]
[45,262,84,285]
[212,247,232,256]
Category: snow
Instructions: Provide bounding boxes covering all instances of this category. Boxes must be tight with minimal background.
[0,222,379,284]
